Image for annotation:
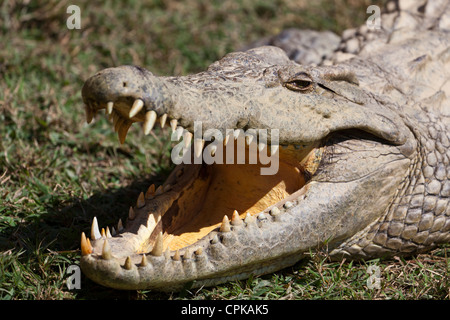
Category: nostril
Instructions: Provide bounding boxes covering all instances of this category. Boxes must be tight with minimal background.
[123,82,127,87]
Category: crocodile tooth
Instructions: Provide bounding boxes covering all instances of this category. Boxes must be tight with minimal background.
[160,113,167,128]
[224,134,230,146]
[194,138,205,158]
[111,226,116,236]
[146,184,155,199]
[184,131,193,148]
[170,119,178,132]
[136,192,146,208]
[129,206,136,220]
[195,247,203,255]
[269,207,281,216]
[219,215,231,232]
[150,232,164,256]
[244,212,255,224]
[210,234,219,244]
[106,226,112,238]
[91,217,101,240]
[257,212,267,220]
[106,101,114,115]
[117,219,124,232]
[85,105,94,124]
[129,99,144,118]
[245,135,253,145]
[144,110,157,135]
[233,130,242,140]
[209,145,217,156]
[124,256,133,270]
[102,239,112,260]
[118,121,131,144]
[183,248,192,260]
[101,228,106,238]
[81,232,92,256]
[140,254,148,267]
[173,250,181,261]
[155,185,163,196]
[231,210,243,226]
[284,201,293,209]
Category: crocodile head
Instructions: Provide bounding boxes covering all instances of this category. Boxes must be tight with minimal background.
[80,46,417,291]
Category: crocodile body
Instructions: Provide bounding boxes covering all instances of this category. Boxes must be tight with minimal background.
[80,1,450,291]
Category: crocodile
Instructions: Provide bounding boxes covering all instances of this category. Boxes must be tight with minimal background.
[79,0,450,291]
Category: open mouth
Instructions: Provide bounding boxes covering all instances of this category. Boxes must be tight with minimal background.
[81,98,324,264]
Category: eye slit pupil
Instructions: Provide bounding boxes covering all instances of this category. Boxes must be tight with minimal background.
[293,80,311,88]
[285,79,312,91]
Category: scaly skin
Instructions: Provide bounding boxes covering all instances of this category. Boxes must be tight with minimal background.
[80,1,449,291]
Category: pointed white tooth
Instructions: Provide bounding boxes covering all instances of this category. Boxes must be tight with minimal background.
[140,254,148,267]
[173,250,181,261]
[106,101,114,115]
[184,131,193,148]
[129,99,144,118]
[81,232,92,256]
[231,210,243,226]
[124,256,133,270]
[220,215,231,232]
[91,217,101,240]
[160,114,167,128]
[170,119,178,132]
[194,138,205,158]
[144,110,157,135]
[151,232,164,256]
[117,219,124,232]
[102,239,112,260]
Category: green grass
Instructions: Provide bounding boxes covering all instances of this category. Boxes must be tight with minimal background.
[0,0,448,300]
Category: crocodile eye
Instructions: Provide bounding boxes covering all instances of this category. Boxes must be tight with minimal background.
[285,79,313,92]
